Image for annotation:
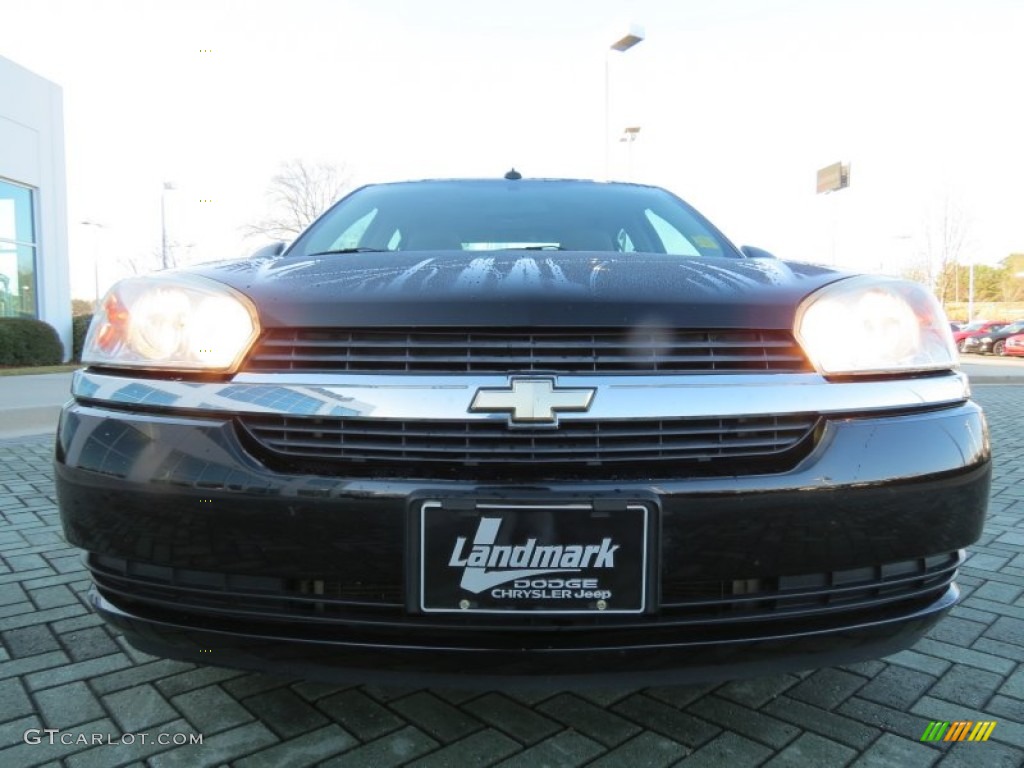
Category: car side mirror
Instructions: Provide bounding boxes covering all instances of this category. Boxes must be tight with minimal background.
[250,241,286,259]
[740,245,777,259]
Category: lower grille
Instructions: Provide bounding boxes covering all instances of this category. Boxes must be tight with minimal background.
[88,551,960,627]
[660,552,961,617]
[237,413,821,479]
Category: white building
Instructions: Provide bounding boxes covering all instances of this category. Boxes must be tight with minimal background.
[0,55,70,360]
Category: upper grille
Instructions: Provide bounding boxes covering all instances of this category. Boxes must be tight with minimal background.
[243,328,812,374]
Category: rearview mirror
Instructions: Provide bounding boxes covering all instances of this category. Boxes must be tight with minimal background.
[740,245,777,259]
[250,241,286,259]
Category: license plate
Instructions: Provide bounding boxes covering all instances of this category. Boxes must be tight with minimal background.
[419,500,649,614]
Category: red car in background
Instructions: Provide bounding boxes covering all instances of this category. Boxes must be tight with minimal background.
[953,320,1008,352]
[1005,333,1024,357]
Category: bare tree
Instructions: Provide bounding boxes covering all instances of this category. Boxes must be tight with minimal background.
[120,241,193,275]
[244,159,354,241]
[922,197,972,303]
[119,251,155,276]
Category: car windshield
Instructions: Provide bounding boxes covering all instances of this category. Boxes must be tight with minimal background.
[289,180,741,259]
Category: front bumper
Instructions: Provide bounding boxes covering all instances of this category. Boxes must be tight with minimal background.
[962,339,991,353]
[89,585,957,688]
[56,374,990,686]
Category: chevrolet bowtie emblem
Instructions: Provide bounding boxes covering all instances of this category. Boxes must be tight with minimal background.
[469,378,596,425]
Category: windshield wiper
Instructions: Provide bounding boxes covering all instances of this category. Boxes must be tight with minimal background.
[508,245,566,251]
[307,248,389,256]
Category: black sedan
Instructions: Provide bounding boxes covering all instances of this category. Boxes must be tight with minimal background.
[56,175,990,687]
[962,320,1024,355]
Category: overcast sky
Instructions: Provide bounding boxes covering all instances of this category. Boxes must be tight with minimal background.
[2,0,1022,300]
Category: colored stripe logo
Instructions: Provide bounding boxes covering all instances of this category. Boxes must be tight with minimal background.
[920,721,997,742]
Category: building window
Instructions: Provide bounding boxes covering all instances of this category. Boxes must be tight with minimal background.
[0,178,38,317]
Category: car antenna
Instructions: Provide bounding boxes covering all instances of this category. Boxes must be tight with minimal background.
[504,168,522,180]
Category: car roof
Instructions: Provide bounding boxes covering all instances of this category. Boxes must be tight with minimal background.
[360,177,663,191]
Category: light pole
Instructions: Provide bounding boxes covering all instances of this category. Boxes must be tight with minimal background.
[161,181,176,269]
[604,24,645,178]
[968,260,975,323]
[619,126,641,179]
[81,220,105,311]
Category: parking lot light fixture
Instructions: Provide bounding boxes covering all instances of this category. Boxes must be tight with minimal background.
[81,220,105,311]
[610,26,645,52]
[605,24,645,178]
[620,126,642,178]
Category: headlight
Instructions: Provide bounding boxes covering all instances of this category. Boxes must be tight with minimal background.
[82,273,260,372]
[795,276,956,375]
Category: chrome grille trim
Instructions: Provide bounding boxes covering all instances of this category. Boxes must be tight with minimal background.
[72,370,971,421]
[243,328,813,374]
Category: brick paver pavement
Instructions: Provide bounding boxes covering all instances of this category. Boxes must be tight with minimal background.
[1,385,1021,767]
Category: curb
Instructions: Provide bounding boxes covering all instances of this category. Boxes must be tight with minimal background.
[969,377,1024,385]
[0,405,61,441]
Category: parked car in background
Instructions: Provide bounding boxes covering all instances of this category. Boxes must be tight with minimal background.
[954,320,1008,352]
[963,320,1024,356]
[1005,333,1024,357]
[56,174,990,687]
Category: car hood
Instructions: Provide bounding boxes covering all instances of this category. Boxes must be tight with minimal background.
[190,251,848,329]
